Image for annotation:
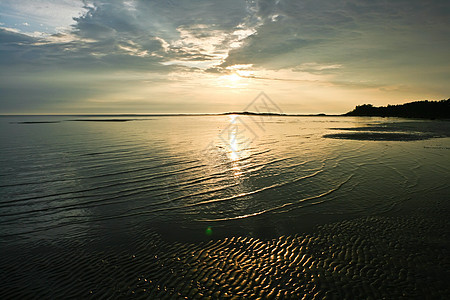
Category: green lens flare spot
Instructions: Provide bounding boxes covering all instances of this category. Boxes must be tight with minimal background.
[205,226,213,236]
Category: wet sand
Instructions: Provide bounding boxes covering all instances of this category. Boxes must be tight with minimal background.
[324,120,450,141]
[1,210,448,299]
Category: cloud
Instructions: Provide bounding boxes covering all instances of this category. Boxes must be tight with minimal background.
[0,0,449,113]
[293,63,342,74]
[224,0,449,65]
[0,0,86,34]
[220,0,449,91]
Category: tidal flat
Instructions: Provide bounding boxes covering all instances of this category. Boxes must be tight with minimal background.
[0,115,449,298]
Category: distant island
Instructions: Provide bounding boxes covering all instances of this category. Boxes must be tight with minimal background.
[345,99,450,119]
[223,111,286,116]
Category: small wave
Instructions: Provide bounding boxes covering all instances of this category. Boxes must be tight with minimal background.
[197,174,353,222]
[124,169,326,217]
[0,161,204,206]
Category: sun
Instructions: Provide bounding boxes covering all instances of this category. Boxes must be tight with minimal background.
[227,73,241,82]
[218,73,245,88]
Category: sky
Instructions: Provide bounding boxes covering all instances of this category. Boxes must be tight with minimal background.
[0,0,449,114]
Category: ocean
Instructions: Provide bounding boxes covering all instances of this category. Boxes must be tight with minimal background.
[1,115,449,298]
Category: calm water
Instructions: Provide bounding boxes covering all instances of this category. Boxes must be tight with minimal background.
[1,115,449,298]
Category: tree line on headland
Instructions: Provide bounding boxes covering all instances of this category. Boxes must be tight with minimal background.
[345,99,450,119]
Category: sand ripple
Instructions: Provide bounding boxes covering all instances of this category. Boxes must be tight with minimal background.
[1,215,448,299]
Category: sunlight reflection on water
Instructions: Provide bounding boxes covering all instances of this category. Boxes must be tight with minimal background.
[0,115,449,242]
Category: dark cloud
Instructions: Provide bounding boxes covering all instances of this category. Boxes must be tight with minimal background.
[224,0,449,67]
[0,29,38,66]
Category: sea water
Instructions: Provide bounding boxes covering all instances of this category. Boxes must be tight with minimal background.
[0,115,449,298]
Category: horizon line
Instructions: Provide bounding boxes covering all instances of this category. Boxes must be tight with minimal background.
[0,112,340,117]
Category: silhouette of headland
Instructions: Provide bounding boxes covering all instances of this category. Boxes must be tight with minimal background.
[345,99,450,119]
